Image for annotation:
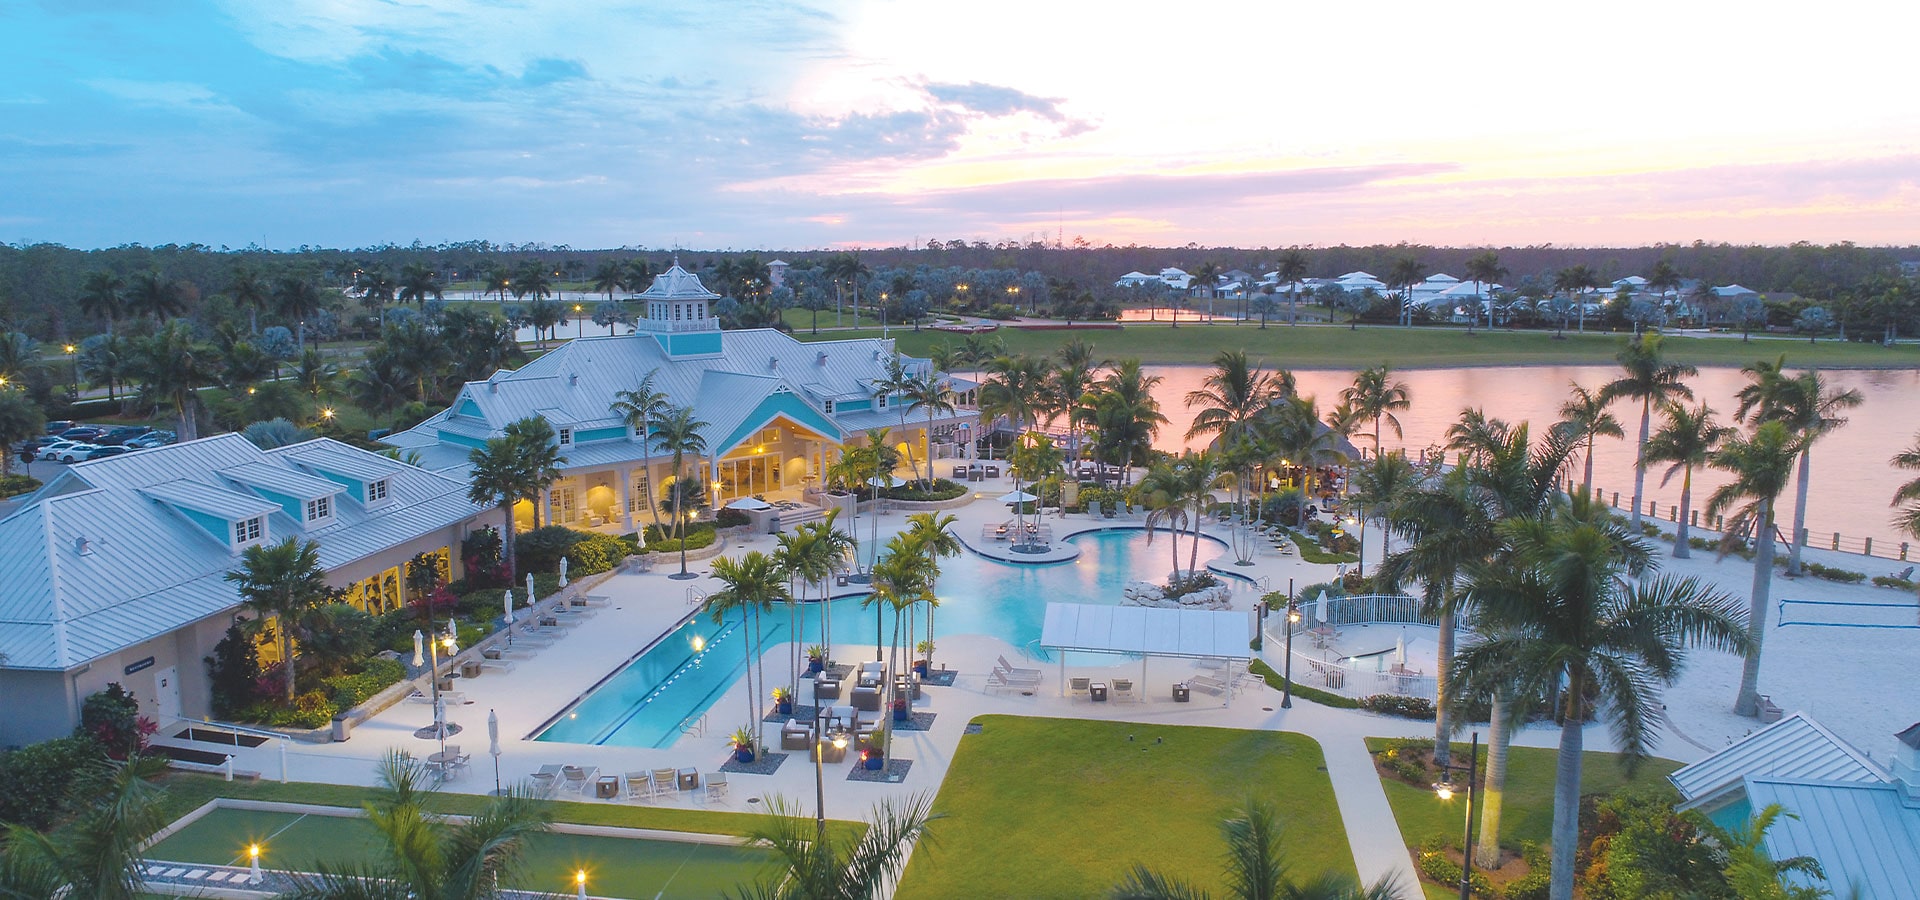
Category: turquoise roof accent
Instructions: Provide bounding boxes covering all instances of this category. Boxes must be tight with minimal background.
[660,330,723,357]
[439,429,486,450]
[718,390,839,455]
[180,507,239,546]
[574,425,626,444]
[457,397,484,418]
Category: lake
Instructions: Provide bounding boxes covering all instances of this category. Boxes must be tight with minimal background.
[1143,364,1920,555]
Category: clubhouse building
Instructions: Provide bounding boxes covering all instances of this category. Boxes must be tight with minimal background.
[382,265,979,532]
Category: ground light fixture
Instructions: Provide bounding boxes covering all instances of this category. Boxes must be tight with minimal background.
[1431,730,1482,899]
[248,843,262,884]
[575,868,588,899]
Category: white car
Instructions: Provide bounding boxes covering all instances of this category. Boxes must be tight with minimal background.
[39,440,81,461]
[57,443,103,463]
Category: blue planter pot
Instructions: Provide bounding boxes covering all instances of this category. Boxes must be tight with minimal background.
[807,659,825,675]
[776,699,793,716]
[735,747,755,764]
[863,754,883,770]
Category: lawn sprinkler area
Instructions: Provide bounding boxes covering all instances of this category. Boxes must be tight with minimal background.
[146,802,776,900]
[897,715,1353,899]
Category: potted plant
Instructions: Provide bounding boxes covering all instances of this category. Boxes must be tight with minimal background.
[913,640,934,677]
[728,726,757,764]
[805,645,827,675]
[772,686,794,716]
[861,727,887,770]
[891,691,911,722]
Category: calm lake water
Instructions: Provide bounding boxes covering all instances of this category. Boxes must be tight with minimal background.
[1143,364,1920,553]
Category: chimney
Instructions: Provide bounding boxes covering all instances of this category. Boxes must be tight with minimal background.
[1893,723,1920,803]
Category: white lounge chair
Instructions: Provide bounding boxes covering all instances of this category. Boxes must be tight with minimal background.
[1189,675,1229,696]
[1111,678,1135,701]
[996,655,1042,679]
[985,671,1038,693]
[648,767,678,800]
[1068,677,1091,699]
[625,771,651,800]
[704,772,729,802]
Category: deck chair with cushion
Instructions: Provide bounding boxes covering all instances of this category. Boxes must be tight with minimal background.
[625,772,651,800]
[1068,676,1091,698]
[704,772,729,802]
[1111,679,1134,701]
[780,719,814,751]
[1189,675,1229,696]
[996,655,1042,679]
[648,767,678,800]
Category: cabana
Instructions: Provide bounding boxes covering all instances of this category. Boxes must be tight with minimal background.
[1038,603,1255,707]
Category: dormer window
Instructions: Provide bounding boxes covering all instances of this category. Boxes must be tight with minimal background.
[877,395,887,409]
[305,496,332,523]
[367,479,389,503]
[234,516,264,547]
[557,427,573,446]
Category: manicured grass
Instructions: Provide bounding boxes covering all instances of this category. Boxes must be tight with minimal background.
[794,322,1920,369]
[148,806,775,899]
[896,716,1352,899]
[1363,737,1680,859]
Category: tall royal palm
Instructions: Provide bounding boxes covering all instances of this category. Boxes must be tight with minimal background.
[1112,797,1402,900]
[468,435,530,579]
[906,512,961,670]
[1139,451,1217,575]
[653,405,711,579]
[280,751,552,900]
[229,266,273,334]
[397,262,443,310]
[1735,362,1862,576]
[1553,382,1623,493]
[1341,364,1412,459]
[134,320,215,439]
[906,370,956,486]
[980,354,1050,438]
[873,355,922,482]
[608,369,670,530]
[1463,250,1507,332]
[1452,497,1751,900]
[1051,337,1104,471]
[1707,421,1804,718]
[1552,264,1599,334]
[1643,401,1731,558]
[709,551,791,732]
[126,270,185,325]
[1600,334,1696,529]
[1185,349,1280,451]
[1275,248,1309,327]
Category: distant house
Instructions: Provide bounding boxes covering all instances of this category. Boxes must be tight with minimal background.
[767,259,790,287]
[1334,271,1386,293]
[1668,712,1920,898]
[1158,267,1193,292]
[1712,283,1760,300]
[0,436,487,746]
[1114,271,1158,288]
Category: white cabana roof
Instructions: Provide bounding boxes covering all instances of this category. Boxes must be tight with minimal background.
[1040,602,1252,660]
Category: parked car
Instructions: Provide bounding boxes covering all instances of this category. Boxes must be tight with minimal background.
[39,440,82,461]
[82,445,131,461]
[95,426,151,446]
[44,420,74,435]
[56,443,102,463]
[58,427,103,442]
[127,432,174,449]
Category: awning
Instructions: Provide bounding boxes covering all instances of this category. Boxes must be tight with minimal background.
[1039,603,1253,660]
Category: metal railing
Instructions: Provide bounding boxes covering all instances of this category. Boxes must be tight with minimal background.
[1259,593,1440,703]
[679,713,708,737]
[1578,479,1915,563]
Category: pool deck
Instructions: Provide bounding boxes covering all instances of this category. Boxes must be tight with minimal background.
[177,469,1920,896]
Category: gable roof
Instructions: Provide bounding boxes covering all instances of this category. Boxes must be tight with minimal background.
[0,435,483,671]
[1670,712,1888,811]
[1743,777,1920,898]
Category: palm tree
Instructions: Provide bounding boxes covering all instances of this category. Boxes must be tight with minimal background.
[1387,256,1425,328]
[1275,249,1309,327]
[869,536,930,742]
[653,405,711,578]
[1738,366,1862,576]
[132,320,215,440]
[278,751,552,900]
[274,275,326,351]
[1139,451,1216,576]
[905,512,960,670]
[78,270,127,335]
[1893,432,1920,543]
[1553,382,1623,493]
[0,757,169,900]
[906,370,957,486]
[980,354,1051,438]
[799,510,855,660]
[1090,360,1166,484]
[1643,401,1731,558]
[775,526,826,698]
[503,416,565,528]
[224,536,331,702]
[1050,337,1104,471]
[398,262,443,309]
[1463,251,1507,332]
[1647,259,1682,320]
[1264,395,1346,528]
[1707,420,1805,718]
[1112,797,1403,900]
[1452,496,1752,900]
[609,369,670,530]
[872,354,921,482]
[466,431,542,580]
[355,267,396,328]
[1341,364,1412,459]
[591,259,628,302]
[1552,264,1599,334]
[125,270,185,324]
[1600,334,1697,529]
[1186,349,1281,452]
[709,551,791,734]
[728,794,938,899]
[384,320,453,402]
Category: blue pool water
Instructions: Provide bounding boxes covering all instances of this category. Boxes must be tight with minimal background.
[534,527,1238,747]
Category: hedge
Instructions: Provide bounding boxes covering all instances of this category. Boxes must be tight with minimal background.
[646,526,716,554]
[0,474,40,498]
[884,478,968,502]
[1247,659,1361,709]
[0,735,104,830]
[322,657,406,710]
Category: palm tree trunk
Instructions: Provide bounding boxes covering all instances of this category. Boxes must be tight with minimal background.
[1548,681,1585,900]
[1582,437,1595,493]
[1432,609,1455,769]
[1787,449,1812,575]
[1475,692,1510,869]
[1734,505,1776,717]
[1630,399,1651,528]
[283,632,298,702]
[1674,466,1693,558]
[502,504,517,579]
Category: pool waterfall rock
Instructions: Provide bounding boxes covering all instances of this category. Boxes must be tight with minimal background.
[1120,579,1234,610]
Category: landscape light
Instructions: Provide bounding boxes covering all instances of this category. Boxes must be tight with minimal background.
[1433,782,1455,801]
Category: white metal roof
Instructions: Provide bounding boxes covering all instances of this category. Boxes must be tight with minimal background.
[139,479,280,521]
[636,264,720,301]
[1039,602,1252,660]
[222,462,344,501]
[1670,712,1888,811]
[1744,777,1920,898]
[287,443,404,483]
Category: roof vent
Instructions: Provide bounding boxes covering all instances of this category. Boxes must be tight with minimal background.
[816,352,828,366]
[489,382,499,394]
[569,373,579,387]
[75,537,94,556]
[768,356,779,370]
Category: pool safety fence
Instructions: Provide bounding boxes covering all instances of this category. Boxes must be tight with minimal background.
[1258,593,1439,703]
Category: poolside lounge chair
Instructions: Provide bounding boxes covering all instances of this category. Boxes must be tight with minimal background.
[648,767,678,800]
[704,772,728,802]
[1189,675,1229,696]
[1111,679,1134,701]
[1068,677,1091,699]
[780,719,814,751]
[851,684,882,712]
[858,661,886,686]
[996,655,1042,679]
[985,670,1040,693]
[530,765,564,798]
[562,766,596,794]
[625,771,651,800]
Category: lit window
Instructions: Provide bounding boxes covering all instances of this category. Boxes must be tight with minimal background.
[234,517,263,545]
[367,479,388,503]
[557,427,573,446]
[306,496,332,522]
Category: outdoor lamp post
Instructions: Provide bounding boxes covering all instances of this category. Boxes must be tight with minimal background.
[1281,598,1300,708]
[1345,512,1367,576]
[1433,730,1482,899]
[575,868,588,899]
[248,843,262,884]
[813,706,848,837]
[63,344,76,397]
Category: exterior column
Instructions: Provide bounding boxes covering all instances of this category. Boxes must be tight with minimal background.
[538,486,551,528]
[618,466,634,533]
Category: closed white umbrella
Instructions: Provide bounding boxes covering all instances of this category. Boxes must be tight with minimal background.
[559,557,569,588]
[412,630,425,667]
[1393,629,1406,667]
[487,708,503,795]
[503,590,515,624]
[446,616,457,639]
[1315,591,1330,624]
[526,573,537,609]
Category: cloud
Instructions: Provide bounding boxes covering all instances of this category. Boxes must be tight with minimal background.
[923,80,1065,121]
[522,57,588,87]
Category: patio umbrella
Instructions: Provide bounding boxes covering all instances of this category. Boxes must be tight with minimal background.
[526,573,537,609]
[487,708,503,795]
[726,496,773,510]
[503,590,515,624]
[1393,629,1406,667]
[559,557,569,588]
[997,490,1038,504]
[1314,591,1330,624]
[412,630,424,667]
[446,616,457,639]
[866,475,904,488]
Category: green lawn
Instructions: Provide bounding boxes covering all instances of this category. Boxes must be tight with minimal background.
[1363,738,1682,899]
[147,805,775,899]
[896,716,1352,899]
[793,322,1920,369]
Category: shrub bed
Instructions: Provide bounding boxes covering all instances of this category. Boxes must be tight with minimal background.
[322,657,406,710]
[646,526,717,553]
[1361,694,1437,719]
[0,474,40,498]
[885,478,968,502]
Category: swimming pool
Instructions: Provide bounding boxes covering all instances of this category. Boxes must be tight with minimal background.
[534,527,1242,747]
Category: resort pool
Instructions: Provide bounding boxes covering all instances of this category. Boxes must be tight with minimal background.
[535,527,1244,748]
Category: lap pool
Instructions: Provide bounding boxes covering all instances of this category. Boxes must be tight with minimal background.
[534,527,1245,747]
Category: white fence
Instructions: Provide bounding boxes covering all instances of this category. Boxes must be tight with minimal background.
[1259,593,1439,703]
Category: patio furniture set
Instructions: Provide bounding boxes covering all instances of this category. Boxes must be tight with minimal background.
[529,763,728,804]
